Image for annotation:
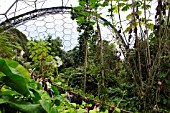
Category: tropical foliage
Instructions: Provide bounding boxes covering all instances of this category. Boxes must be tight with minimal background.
[0,0,170,112]
[0,27,27,58]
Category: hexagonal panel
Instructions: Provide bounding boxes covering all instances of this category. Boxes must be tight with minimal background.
[46,28,56,35]
[44,16,54,22]
[55,31,64,38]
[55,20,63,25]
[64,29,72,34]
[29,31,39,38]
[53,14,64,20]
[64,23,73,29]
[55,25,64,32]
[64,41,71,47]
[26,25,36,32]
[37,26,47,32]
[63,34,71,41]
[39,32,48,39]
[13,13,114,52]
[17,25,27,31]
[63,17,73,23]
[45,22,55,28]
[35,21,46,26]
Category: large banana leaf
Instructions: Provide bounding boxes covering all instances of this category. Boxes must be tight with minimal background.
[0,59,62,113]
[40,100,52,113]
[0,59,30,96]
[0,95,45,113]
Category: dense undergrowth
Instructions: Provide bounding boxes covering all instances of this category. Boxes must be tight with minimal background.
[0,0,170,112]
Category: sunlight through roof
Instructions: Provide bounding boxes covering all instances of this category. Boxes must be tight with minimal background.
[0,0,79,21]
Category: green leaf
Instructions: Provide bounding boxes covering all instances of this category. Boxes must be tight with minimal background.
[118,3,125,7]
[40,100,52,113]
[5,59,30,81]
[89,104,92,107]
[10,102,44,113]
[0,71,6,78]
[141,4,151,9]
[121,4,131,11]
[71,103,76,108]
[75,6,83,11]
[0,95,44,113]
[103,21,110,26]
[29,88,42,103]
[90,0,96,3]
[0,90,20,96]
[51,106,58,113]
[81,12,89,16]
[126,13,132,20]
[147,23,154,29]
[136,11,142,15]
[0,98,8,104]
[115,107,121,113]
[124,26,131,33]
[0,59,30,96]
[51,85,59,95]
[56,82,62,85]
[54,99,60,106]
[77,108,87,113]
[89,110,99,113]
[108,5,118,13]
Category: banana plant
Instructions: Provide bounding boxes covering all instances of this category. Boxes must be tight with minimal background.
[0,58,63,113]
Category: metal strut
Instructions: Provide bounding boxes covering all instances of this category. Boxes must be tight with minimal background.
[0,7,73,29]
[0,6,127,47]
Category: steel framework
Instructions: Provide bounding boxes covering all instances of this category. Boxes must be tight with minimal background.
[0,0,127,47]
[0,6,126,47]
[0,7,72,29]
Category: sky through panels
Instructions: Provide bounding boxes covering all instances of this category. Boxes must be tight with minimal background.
[0,0,79,21]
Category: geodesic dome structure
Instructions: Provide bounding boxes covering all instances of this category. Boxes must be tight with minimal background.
[0,0,126,51]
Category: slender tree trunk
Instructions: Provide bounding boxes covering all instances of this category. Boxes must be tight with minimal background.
[84,39,88,95]
[96,13,105,100]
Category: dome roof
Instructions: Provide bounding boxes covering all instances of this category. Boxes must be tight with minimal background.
[0,0,127,51]
[0,0,78,22]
